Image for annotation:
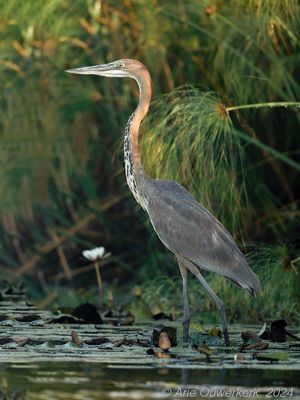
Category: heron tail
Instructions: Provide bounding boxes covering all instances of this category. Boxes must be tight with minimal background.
[246,271,262,297]
[229,270,262,297]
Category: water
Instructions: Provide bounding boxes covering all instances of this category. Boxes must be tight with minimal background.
[1,362,299,399]
[0,297,299,399]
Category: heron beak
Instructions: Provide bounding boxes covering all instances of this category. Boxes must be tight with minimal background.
[65,62,128,78]
[65,64,109,75]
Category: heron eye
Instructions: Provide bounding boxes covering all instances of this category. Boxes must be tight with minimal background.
[120,62,125,68]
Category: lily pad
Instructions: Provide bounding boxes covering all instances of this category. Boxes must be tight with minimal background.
[255,351,289,362]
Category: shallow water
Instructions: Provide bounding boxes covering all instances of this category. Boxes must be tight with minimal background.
[1,362,299,399]
[0,296,299,399]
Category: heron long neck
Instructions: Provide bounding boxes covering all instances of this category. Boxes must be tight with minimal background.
[124,69,152,205]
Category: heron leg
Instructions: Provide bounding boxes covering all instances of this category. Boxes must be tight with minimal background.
[195,272,230,346]
[182,259,230,347]
[177,257,191,342]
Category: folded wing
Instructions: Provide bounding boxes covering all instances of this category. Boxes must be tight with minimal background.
[146,179,261,295]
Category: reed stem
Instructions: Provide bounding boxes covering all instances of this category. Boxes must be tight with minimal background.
[94,261,103,304]
[226,102,300,112]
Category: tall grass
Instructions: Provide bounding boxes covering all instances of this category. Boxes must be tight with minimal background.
[0,0,299,320]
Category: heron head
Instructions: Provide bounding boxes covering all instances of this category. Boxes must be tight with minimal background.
[65,59,146,79]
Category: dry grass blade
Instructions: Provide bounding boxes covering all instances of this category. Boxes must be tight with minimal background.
[14,195,123,277]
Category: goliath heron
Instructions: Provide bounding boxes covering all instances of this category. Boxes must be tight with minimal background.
[66,59,261,346]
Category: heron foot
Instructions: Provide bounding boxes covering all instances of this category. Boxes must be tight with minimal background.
[223,328,230,347]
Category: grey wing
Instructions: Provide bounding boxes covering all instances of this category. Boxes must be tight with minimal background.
[146,179,261,295]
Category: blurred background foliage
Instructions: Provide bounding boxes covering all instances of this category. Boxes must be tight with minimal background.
[0,0,299,323]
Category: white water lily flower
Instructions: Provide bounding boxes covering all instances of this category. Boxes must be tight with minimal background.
[82,246,109,261]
